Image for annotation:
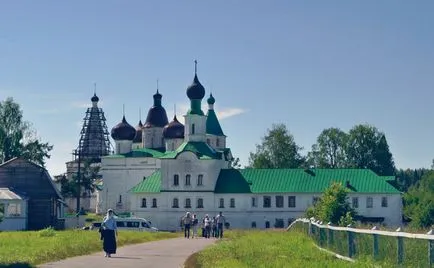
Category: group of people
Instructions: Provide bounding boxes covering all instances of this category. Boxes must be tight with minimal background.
[181,211,227,239]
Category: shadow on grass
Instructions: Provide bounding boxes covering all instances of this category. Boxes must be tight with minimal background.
[0,263,34,268]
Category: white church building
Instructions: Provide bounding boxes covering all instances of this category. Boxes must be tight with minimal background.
[99,64,402,231]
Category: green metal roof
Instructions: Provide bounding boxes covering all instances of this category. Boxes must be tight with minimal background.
[105,147,165,158]
[160,141,221,160]
[206,109,225,136]
[130,170,161,193]
[214,169,400,194]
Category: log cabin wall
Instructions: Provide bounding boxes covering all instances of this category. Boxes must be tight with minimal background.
[0,158,63,230]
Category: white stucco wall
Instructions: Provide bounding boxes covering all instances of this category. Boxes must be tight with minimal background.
[115,140,133,154]
[184,114,206,142]
[143,128,164,149]
[130,191,402,231]
[100,156,160,213]
[206,134,226,151]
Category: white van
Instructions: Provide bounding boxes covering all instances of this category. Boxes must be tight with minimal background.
[115,217,158,232]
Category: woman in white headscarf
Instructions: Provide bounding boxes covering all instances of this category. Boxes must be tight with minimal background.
[101,209,117,257]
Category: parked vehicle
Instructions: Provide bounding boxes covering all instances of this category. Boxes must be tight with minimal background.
[91,217,158,232]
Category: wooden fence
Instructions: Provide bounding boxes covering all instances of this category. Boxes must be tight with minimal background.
[289,218,434,266]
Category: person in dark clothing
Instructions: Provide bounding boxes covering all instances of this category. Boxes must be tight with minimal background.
[101,209,117,257]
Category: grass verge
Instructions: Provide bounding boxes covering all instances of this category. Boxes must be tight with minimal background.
[187,229,377,268]
[0,228,179,267]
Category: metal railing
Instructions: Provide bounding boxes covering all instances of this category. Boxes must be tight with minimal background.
[288,218,434,267]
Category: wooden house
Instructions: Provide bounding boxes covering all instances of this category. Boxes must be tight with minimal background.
[0,158,65,230]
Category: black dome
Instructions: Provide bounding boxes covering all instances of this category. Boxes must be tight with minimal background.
[186,74,205,100]
[207,93,215,105]
[133,120,143,143]
[163,116,185,139]
[111,116,136,141]
[91,93,99,102]
[144,91,169,128]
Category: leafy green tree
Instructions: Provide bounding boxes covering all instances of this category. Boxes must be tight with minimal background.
[306,182,356,226]
[248,124,305,168]
[346,124,395,176]
[60,160,100,197]
[0,97,52,166]
[403,171,434,228]
[307,128,348,168]
[230,157,242,169]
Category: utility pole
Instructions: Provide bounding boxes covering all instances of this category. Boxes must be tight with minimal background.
[76,150,81,216]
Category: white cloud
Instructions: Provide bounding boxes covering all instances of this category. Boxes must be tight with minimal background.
[166,102,247,124]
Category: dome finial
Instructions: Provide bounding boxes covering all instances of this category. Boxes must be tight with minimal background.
[94,82,96,95]
[123,104,125,117]
[194,60,197,75]
[156,79,159,94]
[139,107,142,121]
[91,82,99,102]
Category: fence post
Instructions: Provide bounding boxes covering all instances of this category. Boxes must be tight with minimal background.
[427,230,434,266]
[396,227,404,265]
[372,226,379,261]
[347,224,355,258]
[327,222,334,248]
[308,220,313,236]
[319,224,326,247]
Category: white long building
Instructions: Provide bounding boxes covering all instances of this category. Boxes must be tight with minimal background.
[99,65,402,231]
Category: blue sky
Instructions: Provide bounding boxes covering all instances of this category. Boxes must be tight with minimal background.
[1,1,433,176]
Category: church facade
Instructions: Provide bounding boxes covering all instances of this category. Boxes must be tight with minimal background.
[99,65,402,231]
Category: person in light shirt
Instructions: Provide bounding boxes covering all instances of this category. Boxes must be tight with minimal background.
[215,211,226,239]
[101,209,117,257]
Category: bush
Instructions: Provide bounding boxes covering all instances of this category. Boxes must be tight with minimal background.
[39,227,56,237]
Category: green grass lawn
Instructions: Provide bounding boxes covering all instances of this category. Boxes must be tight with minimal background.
[0,228,179,267]
[189,229,378,268]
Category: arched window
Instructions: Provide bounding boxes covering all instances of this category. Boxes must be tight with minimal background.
[219,198,224,208]
[152,198,157,208]
[118,195,122,204]
[141,198,147,208]
[216,138,220,147]
[192,124,195,134]
[197,198,204,208]
[185,198,191,208]
[172,198,179,208]
[230,198,235,208]
[185,174,191,186]
[173,174,179,186]
[197,174,203,186]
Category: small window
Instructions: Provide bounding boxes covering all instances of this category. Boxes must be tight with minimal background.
[230,198,235,208]
[352,197,359,208]
[192,124,195,134]
[381,197,388,208]
[251,222,257,228]
[288,196,296,208]
[263,196,271,208]
[313,197,320,205]
[152,198,157,208]
[197,198,204,208]
[276,196,284,208]
[367,197,373,208]
[251,197,257,207]
[185,174,191,186]
[197,174,203,186]
[185,198,191,208]
[219,198,224,208]
[7,203,21,217]
[216,139,220,147]
[118,195,122,204]
[172,198,179,208]
[141,198,147,208]
[174,175,179,186]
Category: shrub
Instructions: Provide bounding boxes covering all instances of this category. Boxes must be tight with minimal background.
[39,227,56,237]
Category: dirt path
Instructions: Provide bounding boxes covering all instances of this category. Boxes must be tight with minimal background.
[38,237,216,268]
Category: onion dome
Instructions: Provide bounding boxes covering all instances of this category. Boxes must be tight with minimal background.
[133,120,143,143]
[91,93,99,102]
[163,115,185,139]
[186,74,205,100]
[111,116,136,141]
[207,93,215,105]
[144,90,169,128]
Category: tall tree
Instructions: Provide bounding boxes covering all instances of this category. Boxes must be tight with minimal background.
[248,124,305,168]
[307,128,348,168]
[59,160,101,197]
[403,170,434,228]
[346,124,395,176]
[0,97,53,166]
